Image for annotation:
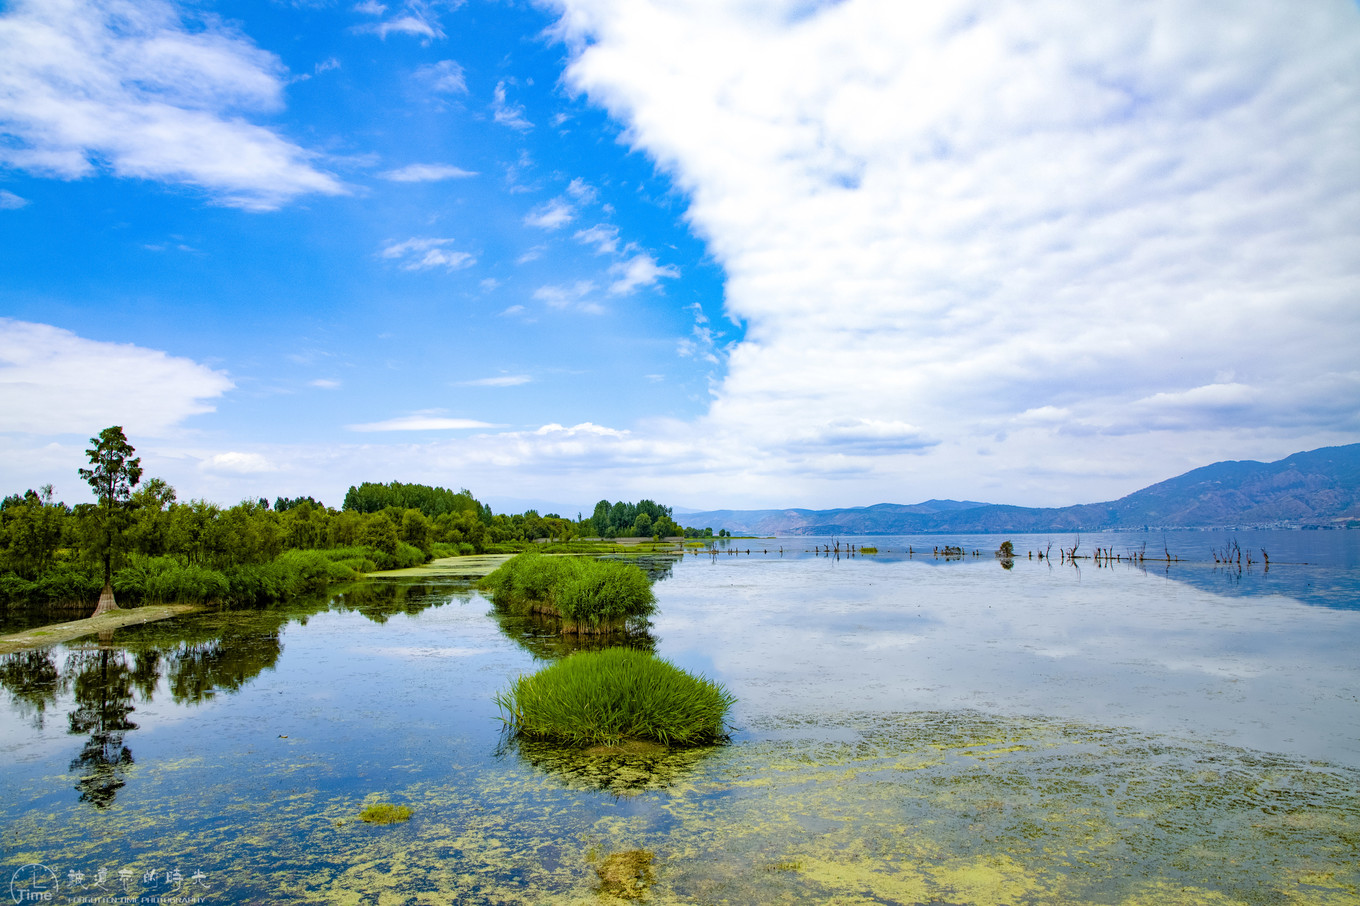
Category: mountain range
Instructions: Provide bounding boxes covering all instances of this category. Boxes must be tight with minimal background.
[682,444,1360,535]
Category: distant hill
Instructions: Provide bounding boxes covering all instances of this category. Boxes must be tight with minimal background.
[682,444,1360,534]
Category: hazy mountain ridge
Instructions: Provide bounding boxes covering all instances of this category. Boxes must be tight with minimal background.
[684,445,1360,534]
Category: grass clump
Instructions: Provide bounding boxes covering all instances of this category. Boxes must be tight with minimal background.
[480,551,655,634]
[358,802,411,824]
[495,648,735,747]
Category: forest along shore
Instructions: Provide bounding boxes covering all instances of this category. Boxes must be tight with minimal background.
[0,603,202,656]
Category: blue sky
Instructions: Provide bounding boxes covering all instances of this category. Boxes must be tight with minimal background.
[2,0,1358,515]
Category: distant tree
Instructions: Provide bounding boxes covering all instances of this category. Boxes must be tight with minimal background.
[275,495,325,512]
[78,426,143,616]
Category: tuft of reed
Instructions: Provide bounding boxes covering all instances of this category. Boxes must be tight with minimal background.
[495,648,735,747]
[479,551,655,634]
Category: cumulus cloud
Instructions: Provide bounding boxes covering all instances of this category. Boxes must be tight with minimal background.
[379,237,475,271]
[546,0,1360,504]
[0,318,233,436]
[0,0,345,210]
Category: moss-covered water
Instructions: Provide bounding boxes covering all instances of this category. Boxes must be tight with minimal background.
[2,534,1358,903]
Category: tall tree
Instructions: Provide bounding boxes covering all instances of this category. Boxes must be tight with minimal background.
[78,426,142,616]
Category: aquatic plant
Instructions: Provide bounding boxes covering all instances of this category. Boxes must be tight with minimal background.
[358,802,411,824]
[495,647,735,747]
[480,551,656,634]
[594,849,654,899]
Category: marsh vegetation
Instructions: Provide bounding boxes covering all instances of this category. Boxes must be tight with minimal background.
[495,647,736,747]
[478,550,658,635]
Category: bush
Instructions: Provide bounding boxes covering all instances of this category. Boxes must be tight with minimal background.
[480,551,655,633]
[495,648,735,747]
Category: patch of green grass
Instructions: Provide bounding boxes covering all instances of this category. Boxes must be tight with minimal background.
[495,648,736,747]
[357,802,411,824]
[859,547,878,554]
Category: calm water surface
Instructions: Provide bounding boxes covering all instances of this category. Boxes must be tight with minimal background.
[2,531,1358,904]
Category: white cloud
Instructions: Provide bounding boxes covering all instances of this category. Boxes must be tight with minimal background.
[545,0,1360,505]
[415,59,467,95]
[608,251,679,295]
[200,451,278,474]
[459,375,532,387]
[352,2,456,41]
[565,177,597,203]
[347,413,499,431]
[492,80,533,130]
[0,190,27,209]
[533,280,601,313]
[523,197,574,229]
[574,223,619,254]
[309,379,342,390]
[379,162,477,182]
[0,0,345,210]
[0,319,233,436]
[379,237,475,271]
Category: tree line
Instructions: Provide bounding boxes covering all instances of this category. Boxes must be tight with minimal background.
[0,428,707,615]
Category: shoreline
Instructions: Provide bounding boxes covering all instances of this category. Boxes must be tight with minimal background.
[0,603,204,655]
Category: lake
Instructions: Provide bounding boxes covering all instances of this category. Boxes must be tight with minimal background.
[2,530,1358,904]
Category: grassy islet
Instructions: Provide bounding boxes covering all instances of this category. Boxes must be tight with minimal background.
[495,647,735,747]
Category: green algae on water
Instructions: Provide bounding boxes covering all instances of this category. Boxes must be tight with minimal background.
[358,802,412,824]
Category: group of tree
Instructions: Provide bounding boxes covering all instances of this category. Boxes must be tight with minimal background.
[0,428,704,615]
[586,499,713,540]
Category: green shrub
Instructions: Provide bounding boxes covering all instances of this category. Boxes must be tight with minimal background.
[495,648,735,747]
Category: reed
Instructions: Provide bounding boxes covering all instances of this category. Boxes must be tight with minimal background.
[495,648,735,747]
[480,551,655,633]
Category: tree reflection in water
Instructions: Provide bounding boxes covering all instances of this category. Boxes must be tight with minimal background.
[0,619,289,808]
[66,647,138,808]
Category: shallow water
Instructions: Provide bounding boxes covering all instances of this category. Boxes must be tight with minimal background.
[2,532,1358,904]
